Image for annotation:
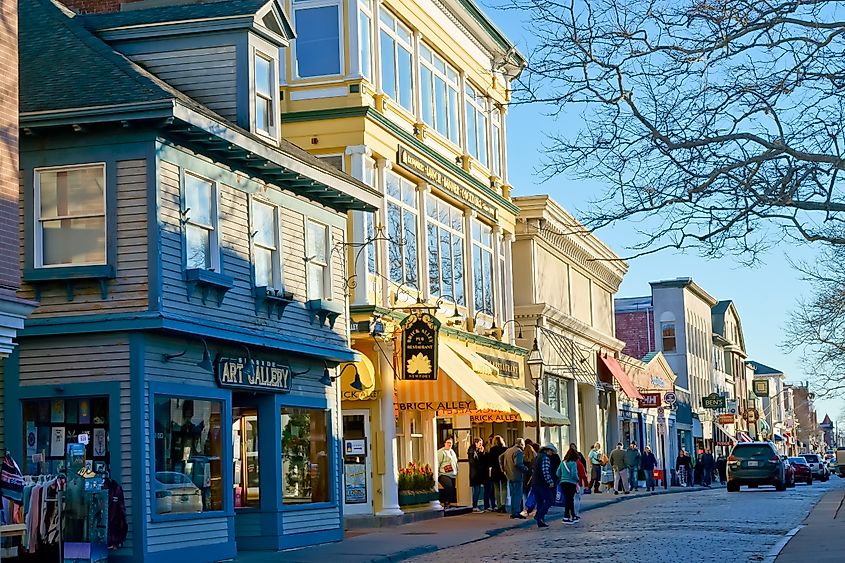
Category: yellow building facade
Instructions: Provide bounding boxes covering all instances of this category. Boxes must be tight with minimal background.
[278,0,565,518]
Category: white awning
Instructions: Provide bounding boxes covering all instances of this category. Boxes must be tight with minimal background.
[490,385,570,426]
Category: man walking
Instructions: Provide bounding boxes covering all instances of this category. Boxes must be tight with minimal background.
[625,442,642,492]
[530,444,558,528]
[588,442,604,493]
[641,446,657,492]
[699,448,715,488]
[500,438,528,519]
[609,442,629,494]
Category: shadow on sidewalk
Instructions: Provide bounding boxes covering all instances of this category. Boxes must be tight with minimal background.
[774,487,845,563]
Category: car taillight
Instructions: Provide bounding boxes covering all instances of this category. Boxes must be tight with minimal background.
[727,455,738,462]
[769,455,780,464]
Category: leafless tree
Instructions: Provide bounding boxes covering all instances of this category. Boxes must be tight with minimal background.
[507,0,845,258]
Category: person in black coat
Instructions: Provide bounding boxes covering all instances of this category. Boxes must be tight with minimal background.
[641,446,658,491]
[468,438,486,512]
[699,449,715,487]
[716,455,727,484]
[487,435,508,512]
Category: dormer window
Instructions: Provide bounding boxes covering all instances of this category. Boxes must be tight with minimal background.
[254,51,276,137]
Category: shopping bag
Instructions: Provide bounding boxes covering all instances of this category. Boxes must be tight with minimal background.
[583,487,592,495]
[601,467,614,484]
[553,483,566,507]
[525,488,537,512]
[574,488,582,515]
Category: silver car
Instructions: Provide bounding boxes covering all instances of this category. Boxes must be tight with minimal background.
[155,471,203,514]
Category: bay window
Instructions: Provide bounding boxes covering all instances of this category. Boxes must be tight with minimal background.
[472,220,494,314]
[426,195,464,305]
[386,171,418,288]
[183,172,219,272]
[252,199,282,290]
[293,0,342,78]
[419,44,461,145]
[465,84,488,167]
[34,164,106,267]
[306,220,330,300]
[379,10,414,112]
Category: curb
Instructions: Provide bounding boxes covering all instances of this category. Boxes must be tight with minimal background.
[762,526,802,563]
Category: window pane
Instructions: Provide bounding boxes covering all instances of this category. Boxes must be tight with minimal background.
[477,111,488,167]
[255,247,273,287]
[473,246,483,310]
[483,250,493,313]
[491,125,501,176]
[403,209,417,287]
[427,223,439,296]
[233,407,260,509]
[420,67,433,127]
[255,55,272,96]
[359,11,372,80]
[364,211,376,274]
[185,174,212,226]
[42,217,106,266]
[153,397,223,514]
[256,97,271,132]
[387,202,403,284]
[453,237,464,305]
[401,181,416,207]
[253,201,276,248]
[307,222,328,263]
[307,263,325,300]
[380,32,396,100]
[386,171,401,199]
[38,167,104,219]
[465,103,477,158]
[447,87,460,145]
[186,224,211,270]
[282,408,330,504]
[397,45,413,111]
[440,229,453,299]
[434,76,447,136]
[295,6,341,77]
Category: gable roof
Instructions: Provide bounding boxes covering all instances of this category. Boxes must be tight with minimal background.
[746,361,783,376]
[82,0,268,29]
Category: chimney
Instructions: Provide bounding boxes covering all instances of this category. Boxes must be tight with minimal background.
[59,0,150,14]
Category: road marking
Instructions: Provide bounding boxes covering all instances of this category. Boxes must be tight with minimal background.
[762,525,803,563]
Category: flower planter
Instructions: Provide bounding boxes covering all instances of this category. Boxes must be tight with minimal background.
[398,491,439,506]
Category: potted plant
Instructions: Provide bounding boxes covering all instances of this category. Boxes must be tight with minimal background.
[397,463,437,505]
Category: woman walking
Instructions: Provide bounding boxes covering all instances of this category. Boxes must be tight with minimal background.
[588,442,604,493]
[487,435,508,513]
[467,438,486,512]
[556,448,580,524]
[437,438,458,508]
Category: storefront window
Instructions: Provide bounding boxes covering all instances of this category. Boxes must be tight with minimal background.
[153,397,224,514]
[281,408,330,504]
[22,397,109,475]
[232,407,259,509]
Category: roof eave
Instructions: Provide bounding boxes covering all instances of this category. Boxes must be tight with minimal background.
[95,15,290,47]
[20,99,176,128]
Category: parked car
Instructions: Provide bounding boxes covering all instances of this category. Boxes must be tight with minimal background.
[801,453,830,481]
[727,442,788,492]
[837,448,845,477]
[788,457,813,485]
[155,471,203,514]
[780,456,796,488]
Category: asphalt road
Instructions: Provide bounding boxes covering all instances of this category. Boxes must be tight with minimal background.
[408,478,845,563]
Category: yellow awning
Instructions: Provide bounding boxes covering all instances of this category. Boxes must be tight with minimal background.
[448,344,499,377]
[340,353,377,400]
[490,385,571,426]
[395,343,512,411]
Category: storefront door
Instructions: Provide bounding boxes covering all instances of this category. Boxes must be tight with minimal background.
[342,410,372,515]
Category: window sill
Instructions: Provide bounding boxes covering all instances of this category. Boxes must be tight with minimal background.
[149,509,233,523]
[306,299,344,329]
[254,286,294,319]
[280,501,337,512]
[185,269,234,306]
[23,265,116,301]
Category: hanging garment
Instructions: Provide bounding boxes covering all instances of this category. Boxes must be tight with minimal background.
[25,484,42,553]
[106,478,128,549]
[0,452,24,503]
[40,480,63,546]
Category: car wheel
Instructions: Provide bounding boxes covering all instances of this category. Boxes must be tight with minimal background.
[775,481,787,492]
[727,482,740,492]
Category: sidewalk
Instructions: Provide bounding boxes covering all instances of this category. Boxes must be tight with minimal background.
[774,486,845,562]
[236,484,716,563]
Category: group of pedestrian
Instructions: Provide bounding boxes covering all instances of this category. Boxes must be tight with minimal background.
[587,441,655,494]
[673,447,716,488]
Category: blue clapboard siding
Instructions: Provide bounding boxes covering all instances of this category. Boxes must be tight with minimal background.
[0,362,4,452]
[18,159,149,316]
[16,334,135,549]
[132,47,237,122]
[158,158,349,344]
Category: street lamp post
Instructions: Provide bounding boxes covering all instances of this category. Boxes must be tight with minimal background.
[527,338,544,444]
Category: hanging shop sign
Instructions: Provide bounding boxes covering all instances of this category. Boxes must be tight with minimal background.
[718,414,736,425]
[401,312,440,380]
[702,393,726,409]
[396,147,497,220]
[217,357,292,393]
[752,378,770,398]
[744,408,759,423]
[478,353,520,379]
[664,392,677,405]
[637,392,661,409]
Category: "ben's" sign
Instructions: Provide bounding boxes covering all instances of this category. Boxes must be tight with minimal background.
[217,357,291,393]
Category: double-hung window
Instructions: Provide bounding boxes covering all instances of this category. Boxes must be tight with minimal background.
[385,171,418,288]
[306,220,330,300]
[184,173,219,271]
[293,0,342,78]
[419,45,461,145]
[426,195,464,305]
[661,321,677,353]
[252,199,282,290]
[465,84,488,167]
[490,108,502,177]
[34,164,106,267]
[471,220,494,315]
[254,52,275,136]
[358,0,373,81]
[379,10,413,112]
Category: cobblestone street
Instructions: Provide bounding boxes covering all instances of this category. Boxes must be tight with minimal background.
[408,480,845,563]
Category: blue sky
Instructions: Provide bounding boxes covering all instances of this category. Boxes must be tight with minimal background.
[485,4,845,424]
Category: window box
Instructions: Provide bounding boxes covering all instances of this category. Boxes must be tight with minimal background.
[254,286,294,319]
[306,299,343,329]
[398,491,438,506]
[23,264,116,301]
[185,268,234,306]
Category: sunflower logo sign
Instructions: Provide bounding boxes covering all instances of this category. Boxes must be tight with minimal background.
[401,312,440,380]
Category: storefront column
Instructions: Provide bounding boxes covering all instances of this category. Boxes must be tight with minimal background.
[376,347,403,516]
[425,411,442,510]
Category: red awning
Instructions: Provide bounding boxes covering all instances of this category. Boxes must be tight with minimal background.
[599,356,644,400]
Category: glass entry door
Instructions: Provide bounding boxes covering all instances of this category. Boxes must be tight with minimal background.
[233,406,259,508]
[342,410,372,515]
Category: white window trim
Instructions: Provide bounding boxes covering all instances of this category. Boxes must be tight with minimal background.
[182,170,221,273]
[253,48,278,140]
[356,0,374,81]
[306,218,332,300]
[33,162,107,269]
[291,0,345,80]
[385,170,419,288]
[251,197,285,291]
[378,8,414,113]
[490,107,502,177]
[419,42,461,148]
[426,194,465,305]
[465,83,489,167]
[471,219,495,315]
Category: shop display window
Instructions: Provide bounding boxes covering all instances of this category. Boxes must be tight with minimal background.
[21,397,110,475]
[153,397,223,515]
[281,408,330,504]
